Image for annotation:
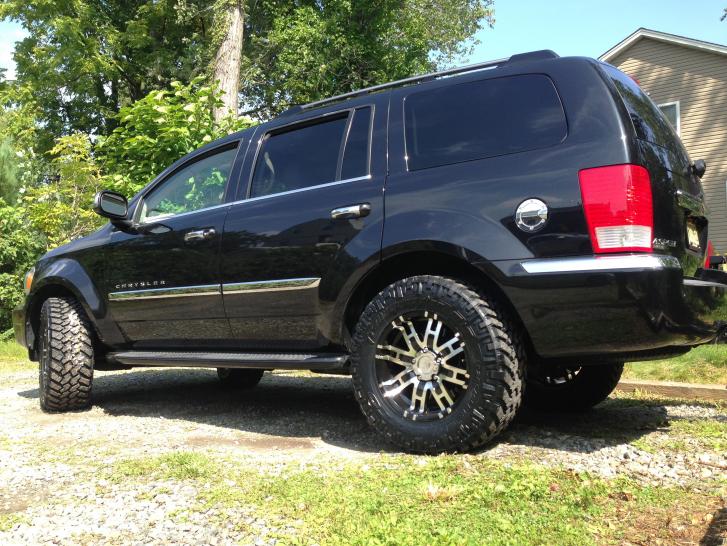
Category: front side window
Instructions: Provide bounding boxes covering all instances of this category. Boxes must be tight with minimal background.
[404,74,567,171]
[138,146,238,222]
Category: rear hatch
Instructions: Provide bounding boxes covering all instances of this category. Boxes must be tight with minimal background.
[601,64,707,276]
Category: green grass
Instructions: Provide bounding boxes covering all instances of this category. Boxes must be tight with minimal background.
[0,340,30,372]
[112,451,217,481]
[111,451,718,546]
[625,344,727,384]
[0,513,27,532]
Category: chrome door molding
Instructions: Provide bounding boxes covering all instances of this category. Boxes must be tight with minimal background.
[223,277,321,294]
[109,284,221,302]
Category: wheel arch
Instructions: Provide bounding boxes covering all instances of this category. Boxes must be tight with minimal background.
[340,242,531,352]
[25,258,111,356]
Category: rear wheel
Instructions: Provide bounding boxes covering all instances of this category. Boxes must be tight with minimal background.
[351,275,523,454]
[216,368,264,389]
[525,362,624,411]
[38,297,94,412]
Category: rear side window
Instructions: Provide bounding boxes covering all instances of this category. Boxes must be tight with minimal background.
[603,65,682,154]
[404,74,567,171]
[250,115,348,198]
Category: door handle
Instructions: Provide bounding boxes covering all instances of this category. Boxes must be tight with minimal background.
[331,203,371,220]
[184,228,216,243]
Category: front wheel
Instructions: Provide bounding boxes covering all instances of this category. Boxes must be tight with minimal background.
[524,362,624,411]
[351,275,524,454]
[38,297,94,412]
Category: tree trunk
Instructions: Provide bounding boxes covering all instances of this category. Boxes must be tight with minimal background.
[212,0,244,123]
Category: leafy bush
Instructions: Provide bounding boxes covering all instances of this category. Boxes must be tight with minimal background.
[23,134,105,249]
[0,199,44,330]
[99,77,252,197]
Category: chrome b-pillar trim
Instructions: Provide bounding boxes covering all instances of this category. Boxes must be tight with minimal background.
[108,284,221,301]
[222,277,321,294]
[520,254,681,274]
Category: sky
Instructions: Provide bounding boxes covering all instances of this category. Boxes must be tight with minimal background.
[468,0,727,63]
[1,0,726,79]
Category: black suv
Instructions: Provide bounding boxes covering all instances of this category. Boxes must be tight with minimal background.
[14,50,727,453]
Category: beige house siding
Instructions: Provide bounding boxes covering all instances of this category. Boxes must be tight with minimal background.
[609,38,727,251]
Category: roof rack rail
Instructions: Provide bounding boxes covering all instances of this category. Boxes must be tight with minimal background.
[278,50,559,117]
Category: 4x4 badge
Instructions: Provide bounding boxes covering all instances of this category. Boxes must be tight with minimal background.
[515,198,548,232]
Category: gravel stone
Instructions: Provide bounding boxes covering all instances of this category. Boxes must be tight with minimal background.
[0,367,725,544]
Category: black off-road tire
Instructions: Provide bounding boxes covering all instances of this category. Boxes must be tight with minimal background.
[351,275,524,454]
[525,363,624,411]
[216,368,264,389]
[38,297,94,412]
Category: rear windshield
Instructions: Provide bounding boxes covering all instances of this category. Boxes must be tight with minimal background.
[602,64,685,157]
[404,74,567,171]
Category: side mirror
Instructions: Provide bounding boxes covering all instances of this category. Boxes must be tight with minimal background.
[94,190,128,219]
[93,190,136,232]
[692,159,707,179]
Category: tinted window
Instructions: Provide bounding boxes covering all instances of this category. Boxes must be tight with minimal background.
[251,116,348,198]
[604,65,683,154]
[341,107,372,180]
[139,146,237,222]
[404,74,567,171]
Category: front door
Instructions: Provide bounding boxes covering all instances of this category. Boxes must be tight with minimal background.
[221,101,386,349]
[104,142,241,347]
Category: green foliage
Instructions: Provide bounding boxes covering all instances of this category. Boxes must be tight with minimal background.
[99,78,252,195]
[0,84,51,191]
[23,134,105,249]
[0,199,44,330]
[244,0,494,114]
[0,138,20,203]
[625,344,727,384]
[1,0,214,148]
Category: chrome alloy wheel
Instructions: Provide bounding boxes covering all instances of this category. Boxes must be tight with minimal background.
[375,312,470,421]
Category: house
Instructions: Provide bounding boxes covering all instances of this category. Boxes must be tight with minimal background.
[600,28,727,252]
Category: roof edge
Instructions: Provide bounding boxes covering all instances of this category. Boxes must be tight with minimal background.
[599,27,727,62]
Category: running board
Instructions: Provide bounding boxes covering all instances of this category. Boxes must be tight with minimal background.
[108,351,349,370]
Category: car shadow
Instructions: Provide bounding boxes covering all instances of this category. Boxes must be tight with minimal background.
[16,368,697,455]
[701,506,727,546]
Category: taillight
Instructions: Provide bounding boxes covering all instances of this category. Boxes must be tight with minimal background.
[579,164,653,254]
[705,240,715,268]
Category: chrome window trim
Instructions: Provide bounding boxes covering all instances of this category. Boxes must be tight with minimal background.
[223,277,321,294]
[232,175,372,206]
[134,174,372,225]
[520,254,681,274]
[109,284,221,302]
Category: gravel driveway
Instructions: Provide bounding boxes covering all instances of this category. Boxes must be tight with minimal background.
[0,366,725,545]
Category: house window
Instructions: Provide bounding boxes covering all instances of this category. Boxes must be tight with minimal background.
[658,101,680,135]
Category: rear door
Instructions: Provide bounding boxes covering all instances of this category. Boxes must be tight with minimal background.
[220,101,386,349]
[104,142,242,347]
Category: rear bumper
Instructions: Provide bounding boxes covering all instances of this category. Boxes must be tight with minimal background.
[494,254,727,360]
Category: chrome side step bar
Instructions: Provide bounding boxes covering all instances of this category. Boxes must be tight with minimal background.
[108,351,349,371]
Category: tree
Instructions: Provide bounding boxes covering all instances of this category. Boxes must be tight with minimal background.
[4,0,495,136]
[212,0,245,122]
[242,0,495,115]
[1,0,213,146]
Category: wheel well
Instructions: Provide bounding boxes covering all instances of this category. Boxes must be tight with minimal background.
[27,285,83,354]
[343,251,531,350]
